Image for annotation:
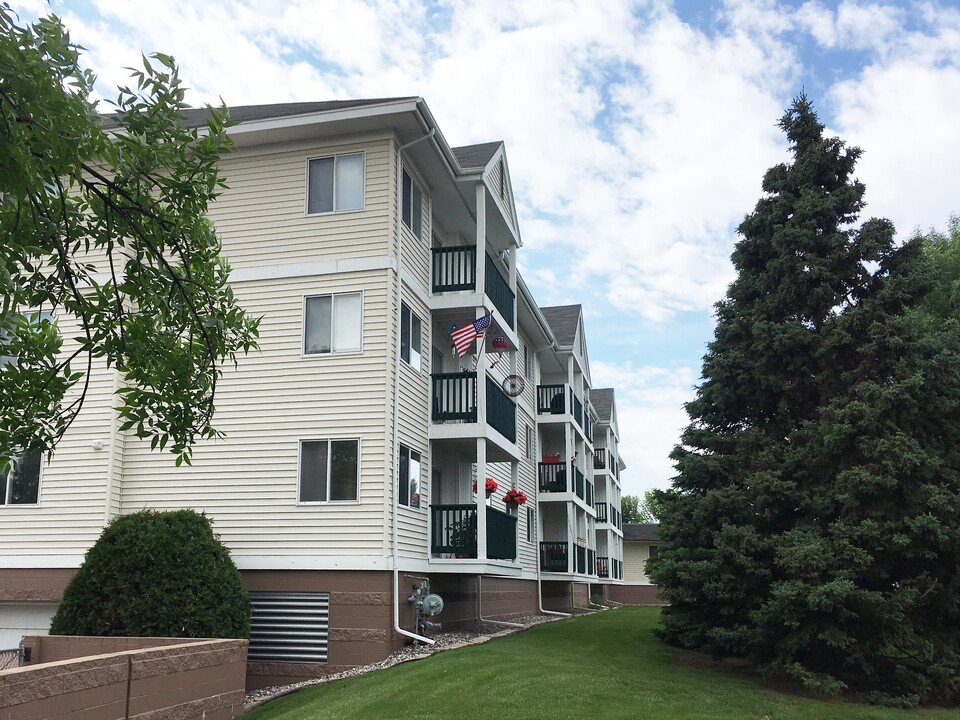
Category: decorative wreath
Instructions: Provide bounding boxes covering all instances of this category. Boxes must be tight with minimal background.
[501,374,525,397]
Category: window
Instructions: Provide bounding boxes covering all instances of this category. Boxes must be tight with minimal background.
[398,444,421,508]
[401,169,422,239]
[523,343,533,381]
[299,439,359,502]
[303,293,362,355]
[648,545,660,559]
[307,153,363,214]
[526,507,535,543]
[400,303,422,371]
[525,424,534,462]
[1,451,41,505]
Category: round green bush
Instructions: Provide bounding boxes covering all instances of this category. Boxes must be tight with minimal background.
[50,509,250,638]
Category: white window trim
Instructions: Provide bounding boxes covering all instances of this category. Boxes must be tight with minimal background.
[303,150,366,216]
[399,302,423,374]
[1,451,43,507]
[397,443,423,511]
[296,438,361,505]
[301,291,364,358]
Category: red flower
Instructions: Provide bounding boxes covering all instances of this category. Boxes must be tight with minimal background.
[503,489,528,505]
[472,478,498,493]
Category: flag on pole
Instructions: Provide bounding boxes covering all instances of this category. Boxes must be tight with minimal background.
[451,314,492,357]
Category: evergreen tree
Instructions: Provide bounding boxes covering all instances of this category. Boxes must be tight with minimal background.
[649,96,960,706]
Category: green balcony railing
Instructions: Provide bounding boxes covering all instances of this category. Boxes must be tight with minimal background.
[595,501,608,523]
[432,245,477,293]
[573,396,583,427]
[576,546,587,574]
[594,448,607,470]
[432,371,477,422]
[586,481,593,507]
[536,384,567,415]
[431,504,517,560]
[540,541,568,572]
[597,556,609,578]
[538,461,567,493]
[575,468,585,500]
[486,376,516,443]
[587,548,595,576]
[485,253,515,329]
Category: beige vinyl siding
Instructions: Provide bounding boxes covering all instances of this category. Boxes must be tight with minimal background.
[400,163,431,294]
[516,406,538,570]
[623,542,655,583]
[209,140,394,268]
[0,313,113,555]
[395,285,430,560]
[119,270,392,557]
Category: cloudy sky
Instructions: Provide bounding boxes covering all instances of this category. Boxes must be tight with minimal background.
[15,0,960,498]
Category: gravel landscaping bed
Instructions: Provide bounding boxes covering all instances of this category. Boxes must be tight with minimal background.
[244,614,561,713]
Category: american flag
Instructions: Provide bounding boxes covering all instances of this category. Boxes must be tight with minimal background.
[451,314,492,357]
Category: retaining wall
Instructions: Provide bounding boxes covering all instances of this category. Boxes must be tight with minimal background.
[0,636,247,720]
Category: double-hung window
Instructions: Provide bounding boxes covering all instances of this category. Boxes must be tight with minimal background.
[1,451,41,505]
[401,169,422,239]
[304,292,362,355]
[398,444,421,509]
[399,303,422,372]
[299,439,359,502]
[523,343,533,381]
[525,424,534,462]
[526,507,535,543]
[307,153,364,214]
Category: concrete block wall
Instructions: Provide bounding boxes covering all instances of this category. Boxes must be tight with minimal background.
[0,638,247,720]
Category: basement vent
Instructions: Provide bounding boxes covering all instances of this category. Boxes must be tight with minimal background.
[248,591,329,664]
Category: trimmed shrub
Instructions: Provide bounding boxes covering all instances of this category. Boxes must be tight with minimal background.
[50,509,249,638]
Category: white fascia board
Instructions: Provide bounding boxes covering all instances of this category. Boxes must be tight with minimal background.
[227,98,424,139]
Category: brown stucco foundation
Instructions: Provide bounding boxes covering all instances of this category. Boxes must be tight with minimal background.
[606,584,665,606]
[0,568,76,602]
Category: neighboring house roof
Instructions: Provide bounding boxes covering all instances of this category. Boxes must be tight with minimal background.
[623,523,660,542]
[451,141,503,170]
[540,305,581,347]
[100,97,418,130]
[591,388,614,422]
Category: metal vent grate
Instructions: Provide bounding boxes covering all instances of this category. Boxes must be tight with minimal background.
[248,591,329,664]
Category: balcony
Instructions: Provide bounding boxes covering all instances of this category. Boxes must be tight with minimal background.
[431,371,517,445]
[597,556,609,578]
[538,461,568,493]
[536,384,567,415]
[432,245,476,293]
[431,246,514,329]
[539,541,568,572]
[485,253,515,329]
[431,504,517,560]
[594,449,607,470]
[595,502,608,523]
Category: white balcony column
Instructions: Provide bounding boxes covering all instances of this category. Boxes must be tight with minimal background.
[508,245,517,323]
[476,306,487,425]
[476,438,488,560]
[566,356,575,413]
[475,182,486,299]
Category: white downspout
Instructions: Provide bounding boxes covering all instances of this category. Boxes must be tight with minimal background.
[393,128,437,646]
[477,575,524,628]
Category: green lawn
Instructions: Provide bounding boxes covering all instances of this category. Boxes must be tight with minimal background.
[245,607,960,720]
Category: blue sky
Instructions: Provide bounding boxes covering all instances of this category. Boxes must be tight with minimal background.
[16,0,960,496]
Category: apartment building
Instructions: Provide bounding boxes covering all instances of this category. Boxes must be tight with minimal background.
[0,98,624,688]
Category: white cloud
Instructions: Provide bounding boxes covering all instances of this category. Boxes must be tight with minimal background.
[591,361,698,495]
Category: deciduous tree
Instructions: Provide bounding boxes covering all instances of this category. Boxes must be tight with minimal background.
[0,5,258,473]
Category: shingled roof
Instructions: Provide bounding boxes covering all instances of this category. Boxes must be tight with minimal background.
[100,97,418,130]
[591,388,614,422]
[540,305,581,347]
[623,523,660,542]
[451,141,502,170]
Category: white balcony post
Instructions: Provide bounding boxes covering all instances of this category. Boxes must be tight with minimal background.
[476,438,487,560]
[475,182,486,301]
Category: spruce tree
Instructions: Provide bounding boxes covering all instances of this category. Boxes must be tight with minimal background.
[650,96,960,706]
